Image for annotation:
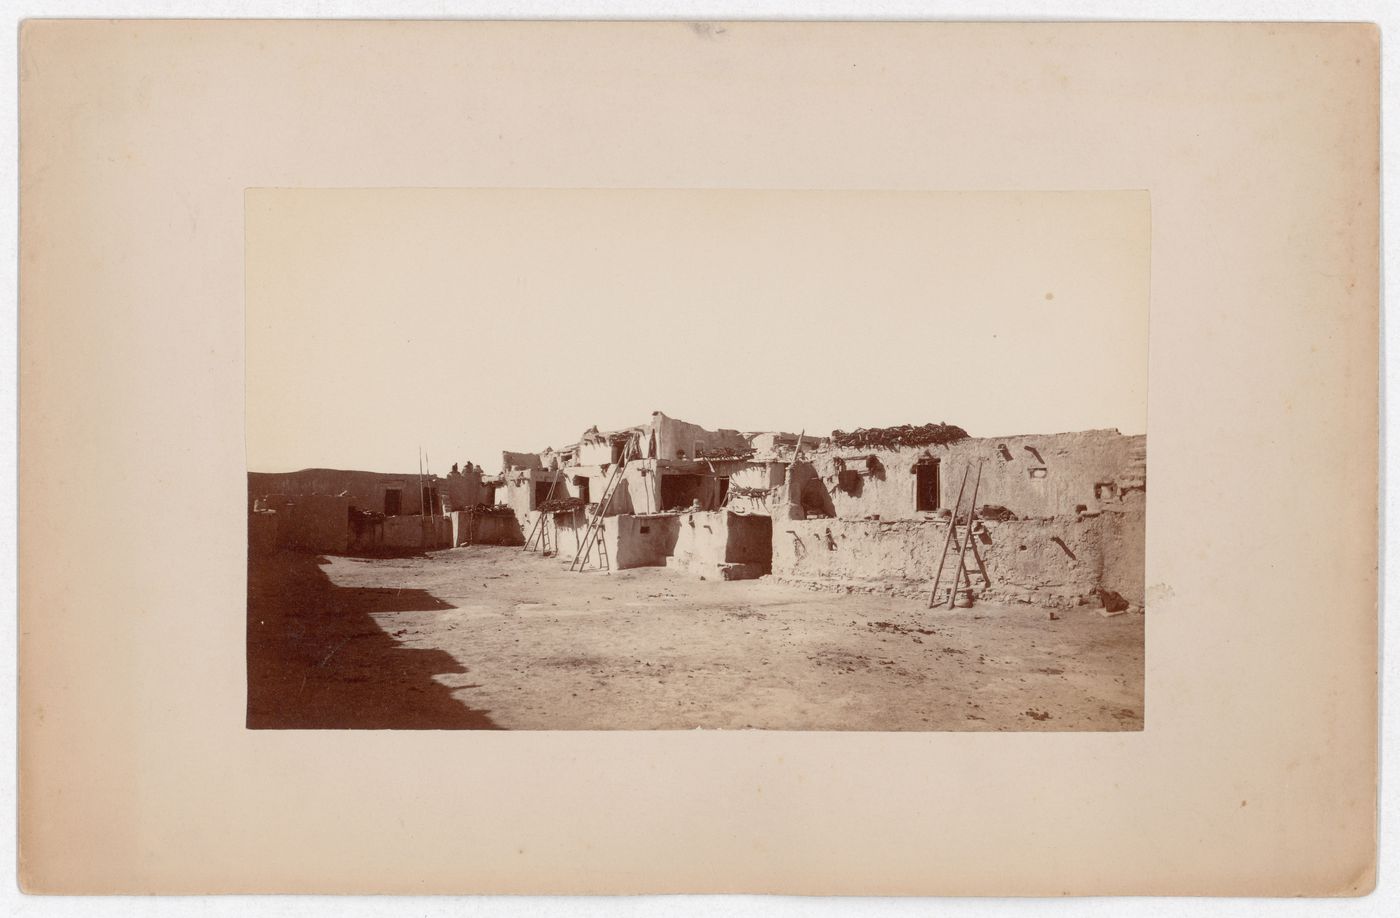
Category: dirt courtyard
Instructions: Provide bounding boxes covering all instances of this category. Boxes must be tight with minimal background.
[247,545,1143,731]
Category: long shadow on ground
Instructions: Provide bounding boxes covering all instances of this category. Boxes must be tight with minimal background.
[247,550,501,729]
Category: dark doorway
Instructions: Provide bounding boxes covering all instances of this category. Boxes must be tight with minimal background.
[717,476,730,505]
[915,460,940,512]
[534,480,554,508]
[383,488,402,516]
[574,476,591,504]
[659,473,704,511]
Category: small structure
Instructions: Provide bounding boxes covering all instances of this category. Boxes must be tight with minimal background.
[248,463,509,553]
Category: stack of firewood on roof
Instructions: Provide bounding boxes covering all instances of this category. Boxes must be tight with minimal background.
[829,422,969,450]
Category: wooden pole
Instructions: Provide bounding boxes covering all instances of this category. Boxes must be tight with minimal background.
[948,461,984,609]
[928,466,970,608]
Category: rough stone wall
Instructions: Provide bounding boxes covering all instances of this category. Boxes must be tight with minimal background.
[1098,497,1146,604]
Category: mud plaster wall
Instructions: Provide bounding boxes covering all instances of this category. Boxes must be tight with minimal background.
[803,430,1143,521]
[442,470,494,511]
[262,494,350,554]
[501,469,562,517]
[501,450,543,471]
[601,514,682,569]
[249,469,433,516]
[378,514,450,550]
[773,509,1145,606]
[724,462,788,517]
[651,411,749,462]
[450,510,524,547]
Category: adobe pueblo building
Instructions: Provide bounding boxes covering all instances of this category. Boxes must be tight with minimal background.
[247,462,507,554]
[501,411,1146,610]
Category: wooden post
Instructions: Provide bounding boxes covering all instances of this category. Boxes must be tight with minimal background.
[948,461,984,609]
[928,466,970,609]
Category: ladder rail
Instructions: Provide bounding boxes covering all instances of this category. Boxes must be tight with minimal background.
[570,440,633,572]
[947,462,985,609]
[524,469,564,551]
[573,465,623,571]
[928,466,971,608]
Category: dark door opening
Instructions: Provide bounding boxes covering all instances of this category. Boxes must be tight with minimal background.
[534,480,554,509]
[659,473,704,511]
[574,476,591,504]
[384,488,402,516]
[915,461,940,512]
[717,476,730,505]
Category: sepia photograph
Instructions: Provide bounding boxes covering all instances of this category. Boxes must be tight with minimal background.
[245,188,1149,731]
[16,14,1382,899]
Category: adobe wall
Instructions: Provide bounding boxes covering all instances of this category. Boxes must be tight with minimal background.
[501,450,544,471]
[773,506,1144,608]
[651,411,750,462]
[602,514,682,569]
[665,510,771,579]
[262,494,350,554]
[379,515,450,550]
[442,468,495,511]
[450,510,524,547]
[800,430,1144,521]
[249,468,434,516]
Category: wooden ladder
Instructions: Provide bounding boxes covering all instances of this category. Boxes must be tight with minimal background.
[524,469,563,555]
[928,461,992,609]
[569,440,633,573]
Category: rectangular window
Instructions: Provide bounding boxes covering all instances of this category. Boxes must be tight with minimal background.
[915,461,940,512]
[384,488,402,516]
[574,476,591,504]
[533,480,553,508]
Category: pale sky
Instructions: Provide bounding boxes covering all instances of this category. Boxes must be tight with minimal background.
[246,189,1148,475]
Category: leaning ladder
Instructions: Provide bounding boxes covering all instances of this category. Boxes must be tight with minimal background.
[928,461,992,609]
[524,470,563,555]
[569,440,633,573]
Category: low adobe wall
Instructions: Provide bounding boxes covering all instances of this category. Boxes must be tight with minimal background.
[349,515,451,552]
[605,514,682,568]
[667,510,772,580]
[450,510,524,546]
[263,494,349,554]
[772,504,1144,608]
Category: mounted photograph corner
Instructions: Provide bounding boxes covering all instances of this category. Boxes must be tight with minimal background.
[245,188,1148,731]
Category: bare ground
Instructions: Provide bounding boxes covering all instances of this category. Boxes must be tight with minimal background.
[247,545,1143,731]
